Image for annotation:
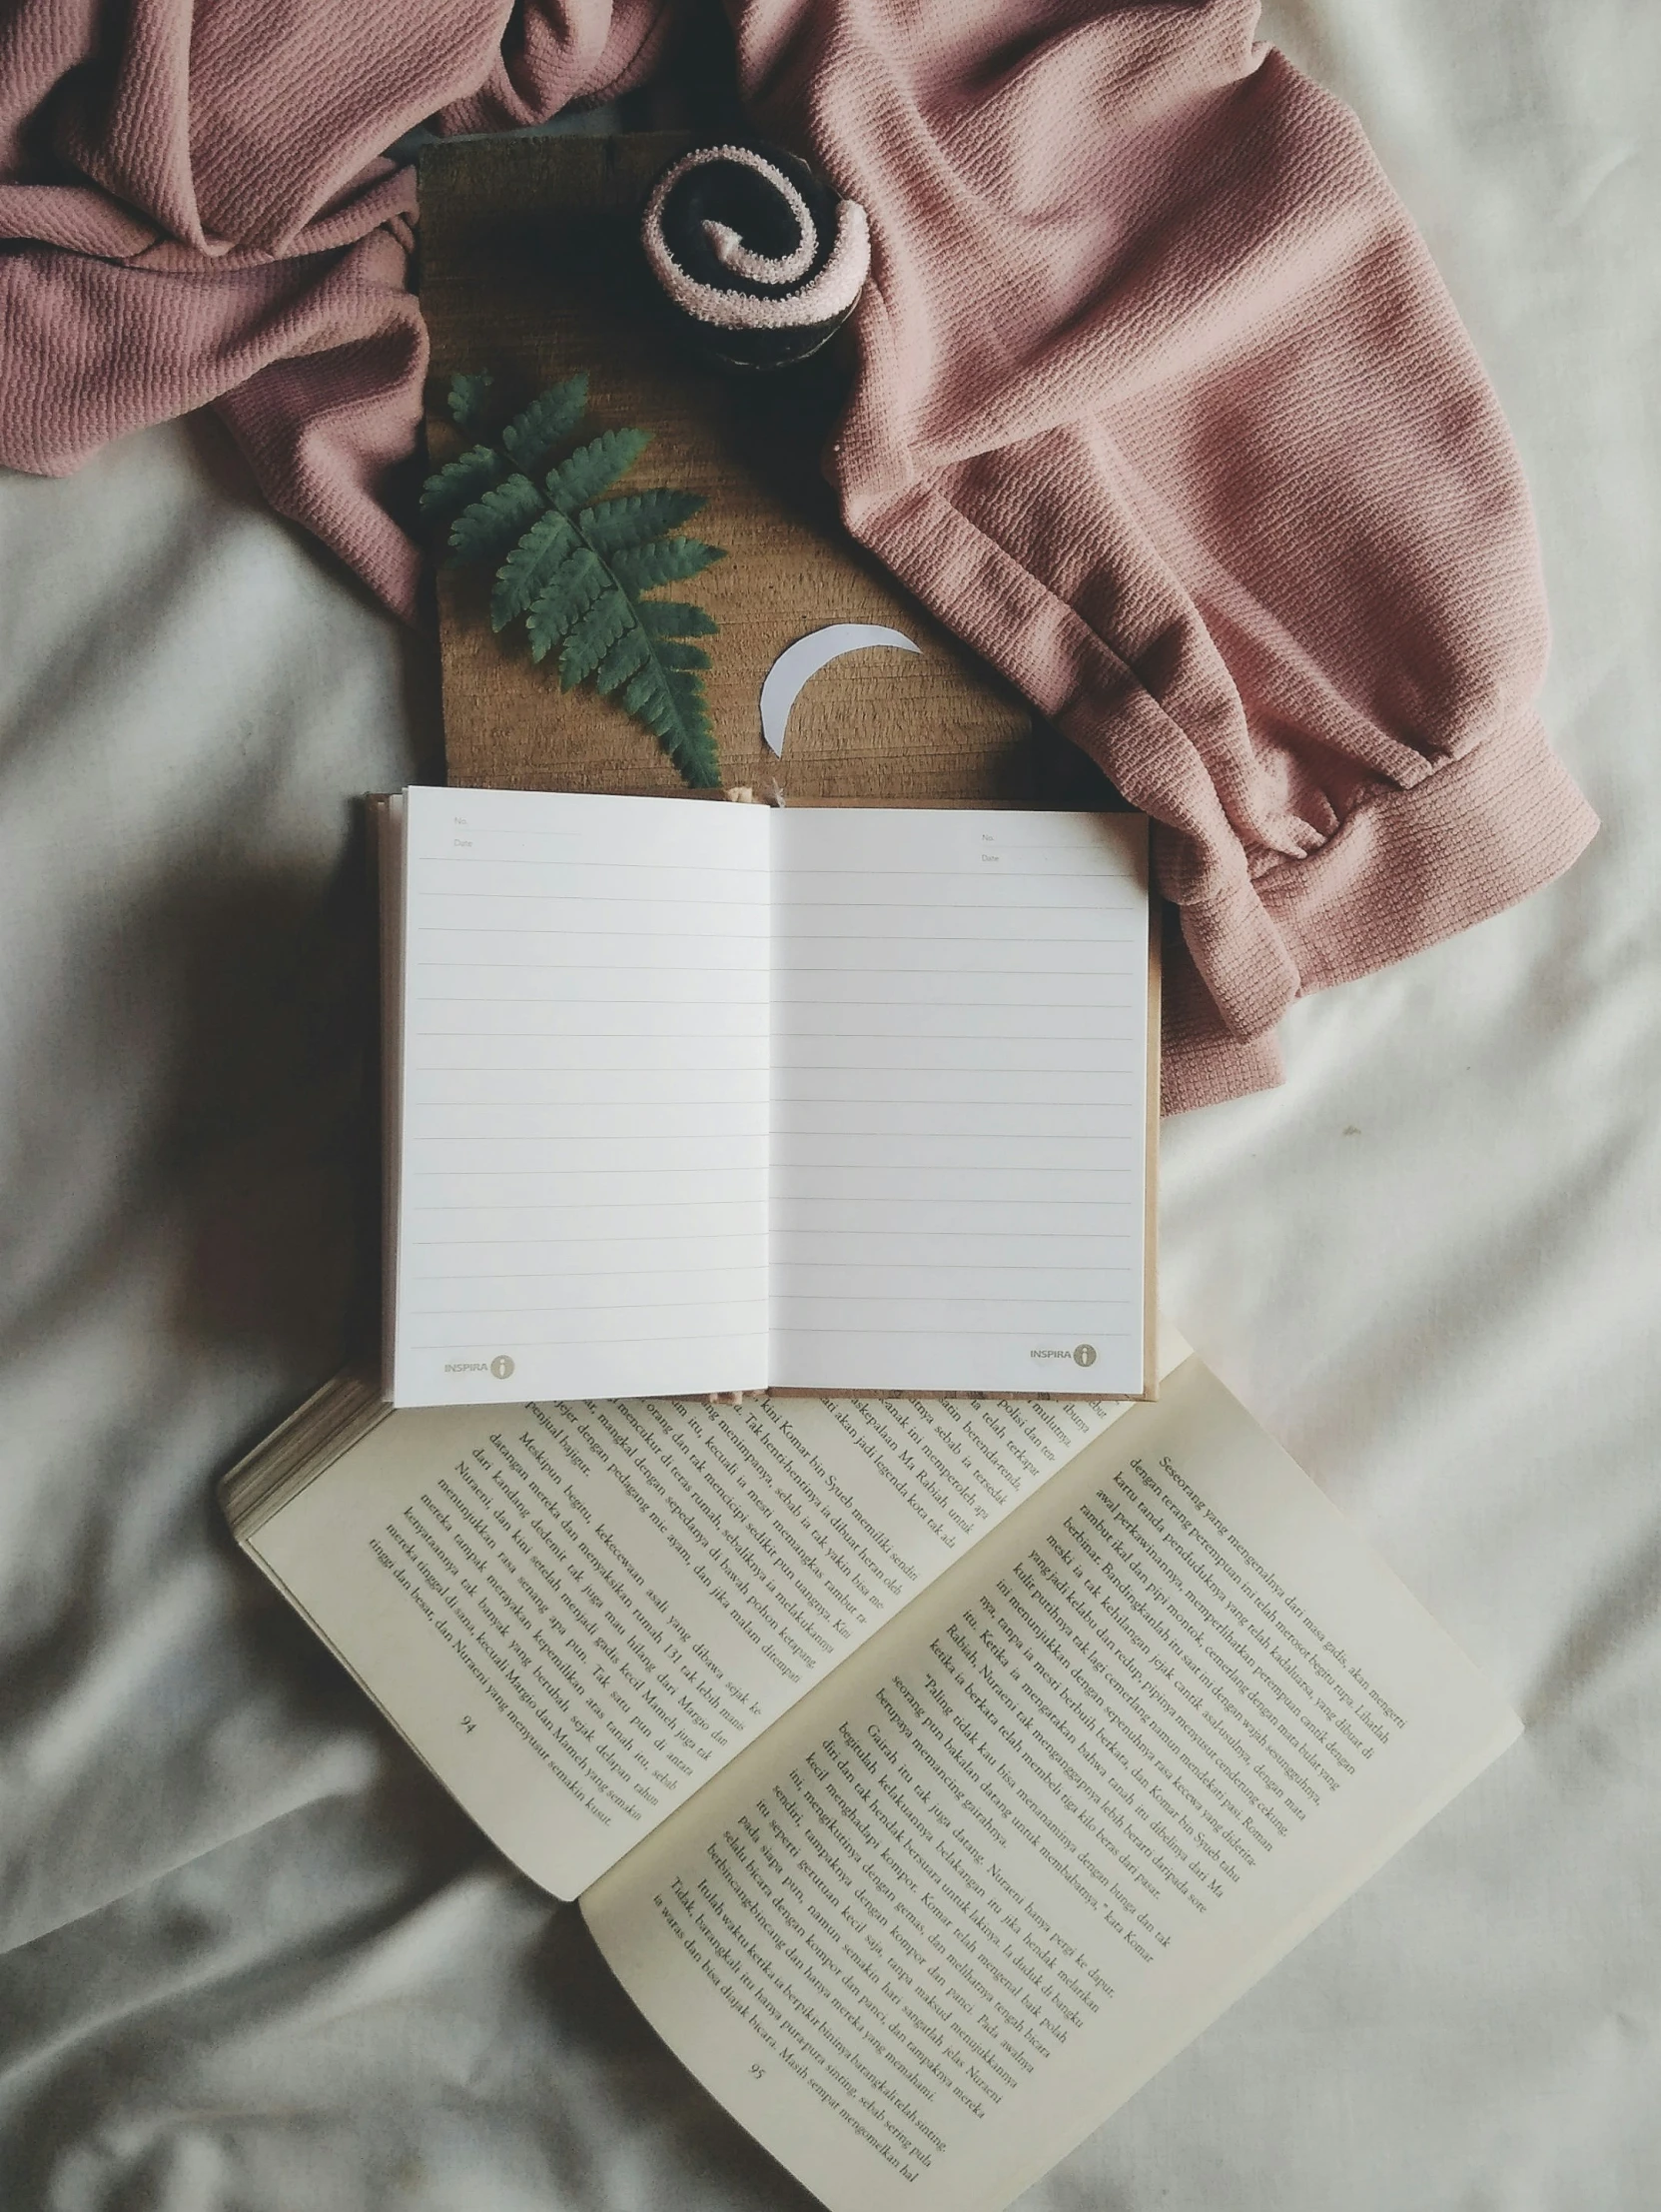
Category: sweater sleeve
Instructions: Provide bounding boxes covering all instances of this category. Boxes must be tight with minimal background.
[733,0,1597,1111]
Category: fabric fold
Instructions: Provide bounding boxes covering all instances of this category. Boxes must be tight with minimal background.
[0,2,668,615]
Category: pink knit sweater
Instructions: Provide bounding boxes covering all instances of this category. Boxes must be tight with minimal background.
[0,0,1596,1112]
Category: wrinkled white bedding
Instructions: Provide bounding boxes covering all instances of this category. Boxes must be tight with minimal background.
[2,3,1657,2205]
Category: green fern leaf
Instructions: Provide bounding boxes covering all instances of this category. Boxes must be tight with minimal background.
[490,509,580,630]
[447,373,494,436]
[546,430,653,516]
[579,489,706,555]
[449,474,545,564]
[621,665,675,741]
[559,590,635,690]
[636,600,718,639]
[419,443,504,525]
[525,548,610,664]
[661,668,720,787]
[608,538,725,593]
[594,629,652,695]
[425,369,722,788]
[606,629,720,788]
[665,660,713,731]
[501,375,588,473]
[653,638,712,671]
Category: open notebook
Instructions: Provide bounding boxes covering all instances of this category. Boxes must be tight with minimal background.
[379,788,1156,1406]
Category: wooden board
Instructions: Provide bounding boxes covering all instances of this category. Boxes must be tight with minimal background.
[418,132,1058,802]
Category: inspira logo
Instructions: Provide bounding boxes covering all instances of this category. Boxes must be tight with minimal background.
[1030,1343,1098,1367]
[441,1354,516,1378]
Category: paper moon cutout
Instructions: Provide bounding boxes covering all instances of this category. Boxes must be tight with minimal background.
[760,623,922,756]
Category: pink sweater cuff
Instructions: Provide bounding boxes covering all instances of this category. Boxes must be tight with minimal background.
[1162,718,1597,1112]
[1254,715,1598,997]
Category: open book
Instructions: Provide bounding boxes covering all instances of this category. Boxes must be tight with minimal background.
[378,787,1156,1406]
[221,1339,1518,2212]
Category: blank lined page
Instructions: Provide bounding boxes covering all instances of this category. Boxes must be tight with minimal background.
[767,807,1149,1394]
[391,788,770,1405]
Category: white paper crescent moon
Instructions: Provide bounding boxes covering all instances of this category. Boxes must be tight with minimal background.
[760,623,922,756]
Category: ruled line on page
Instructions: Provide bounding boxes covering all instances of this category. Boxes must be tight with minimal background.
[409,1229,1134,1244]
[769,1309,1141,1327]
[414,855,769,872]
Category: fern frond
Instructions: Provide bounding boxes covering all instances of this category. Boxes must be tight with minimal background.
[608,538,725,592]
[663,654,716,751]
[607,632,720,788]
[559,590,635,690]
[525,548,610,663]
[501,376,588,473]
[579,489,706,555]
[643,665,720,788]
[595,629,651,694]
[449,474,545,564]
[425,370,723,788]
[636,600,718,639]
[419,444,504,525]
[447,373,494,436]
[662,669,719,787]
[546,430,653,516]
[490,509,580,630]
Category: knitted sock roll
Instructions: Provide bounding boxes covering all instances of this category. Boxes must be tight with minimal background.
[640,141,870,372]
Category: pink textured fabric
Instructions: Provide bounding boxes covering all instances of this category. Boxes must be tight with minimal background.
[0,0,667,615]
[0,0,1596,1112]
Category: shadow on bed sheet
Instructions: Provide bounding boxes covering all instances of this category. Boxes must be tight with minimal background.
[158,841,383,1379]
[0,823,822,2207]
[105,800,819,2203]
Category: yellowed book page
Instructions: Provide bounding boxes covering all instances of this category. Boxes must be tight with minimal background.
[245,1355,1185,1898]
[580,1358,1519,2212]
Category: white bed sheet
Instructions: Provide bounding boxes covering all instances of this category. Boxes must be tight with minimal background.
[1,3,1657,2205]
